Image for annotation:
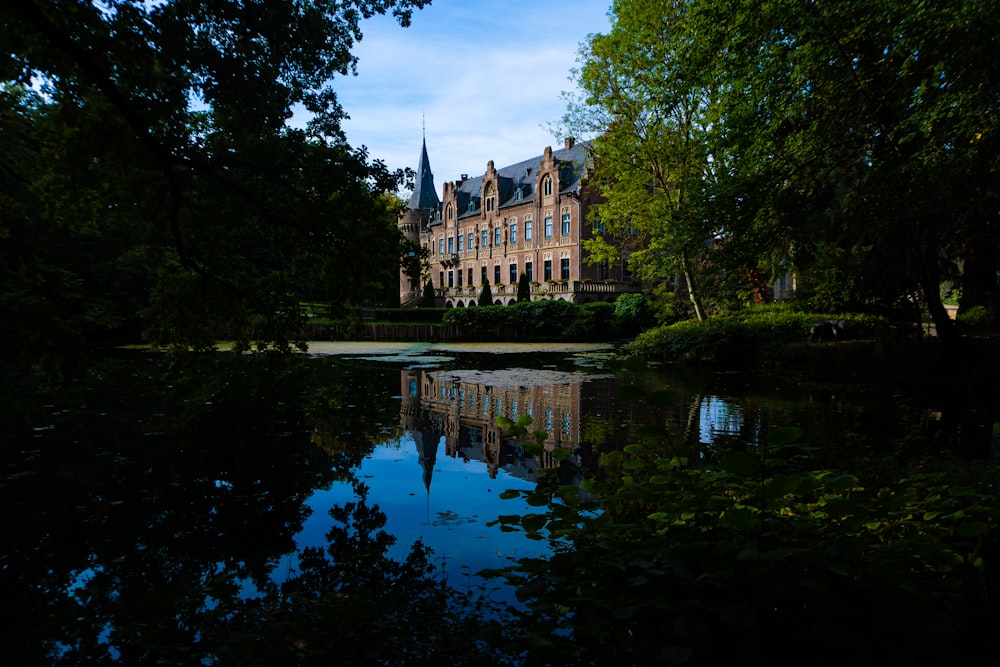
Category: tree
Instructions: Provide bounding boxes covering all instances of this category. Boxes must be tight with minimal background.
[563,0,717,321]
[564,0,999,339]
[517,272,531,303]
[477,277,494,307]
[420,280,436,308]
[0,0,431,354]
[693,0,999,339]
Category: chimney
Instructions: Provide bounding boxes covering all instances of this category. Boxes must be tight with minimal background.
[564,137,576,150]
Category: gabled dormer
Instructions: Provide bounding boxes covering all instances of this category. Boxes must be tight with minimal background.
[482,160,499,216]
[537,146,560,206]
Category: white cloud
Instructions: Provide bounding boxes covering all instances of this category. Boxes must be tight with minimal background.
[332,0,611,197]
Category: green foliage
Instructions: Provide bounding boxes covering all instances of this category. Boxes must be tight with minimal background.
[442,299,625,341]
[957,306,997,328]
[797,243,873,313]
[612,292,654,335]
[939,279,962,307]
[486,363,1000,665]
[630,304,891,364]
[563,0,1000,340]
[373,308,446,324]
[1,0,432,356]
[650,282,693,325]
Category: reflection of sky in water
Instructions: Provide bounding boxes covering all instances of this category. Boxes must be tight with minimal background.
[699,396,745,444]
[292,432,545,595]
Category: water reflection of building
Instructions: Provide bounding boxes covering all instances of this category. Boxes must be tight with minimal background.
[398,366,822,494]
[400,368,589,482]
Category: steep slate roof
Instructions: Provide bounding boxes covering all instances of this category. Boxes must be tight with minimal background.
[407,138,441,211]
[454,140,592,221]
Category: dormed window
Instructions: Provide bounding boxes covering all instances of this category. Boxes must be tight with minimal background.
[485,183,496,212]
[543,175,553,196]
[514,187,523,201]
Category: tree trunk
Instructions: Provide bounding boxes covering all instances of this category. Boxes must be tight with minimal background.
[680,251,707,322]
[922,248,960,348]
[959,234,1000,314]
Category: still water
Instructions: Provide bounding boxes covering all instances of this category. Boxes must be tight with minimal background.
[1,343,991,662]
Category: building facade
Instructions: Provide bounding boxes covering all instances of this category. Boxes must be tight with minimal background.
[398,138,634,308]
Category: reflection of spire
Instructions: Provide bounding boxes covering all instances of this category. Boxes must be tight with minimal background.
[414,426,439,500]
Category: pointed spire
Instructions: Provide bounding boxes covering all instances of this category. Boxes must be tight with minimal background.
[407,129,441,211]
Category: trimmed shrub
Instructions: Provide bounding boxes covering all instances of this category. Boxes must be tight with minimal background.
[478,279,494,307]
[629,304,891,364]
[517,272,531,302]
[374,308,447,324]
[442,299,623,341]
[420,281,436,308]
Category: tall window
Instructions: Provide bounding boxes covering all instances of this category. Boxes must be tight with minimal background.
[468,232,474,250]
[438,239,444,255]
[467,268,473,285]
[544,216,553,238]
[509,263,517,285]
[485,183,496,212]
[561,213,571,235]
[561,258,570,280]
[457,233,464,252]
[525,261,533,282]
[447,236,454,254]
[482,229,488,248]
[494,264,501,285]
[543,260,552,281]
[448,271,454,287]
[543,176,553,196]
[525,220,533,242]
[510,223,518,244]
[494,227,501,246]
[481,266,487,283]
[457,268,462,286]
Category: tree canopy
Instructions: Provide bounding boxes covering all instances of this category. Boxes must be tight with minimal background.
[1,0,429,355]
[566,0,999,338]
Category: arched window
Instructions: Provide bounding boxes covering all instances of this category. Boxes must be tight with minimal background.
[447,204,454,221]
[485,183,496,212]
[543,176,553,196]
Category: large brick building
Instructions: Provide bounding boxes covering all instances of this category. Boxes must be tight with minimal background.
[398,137,633,307]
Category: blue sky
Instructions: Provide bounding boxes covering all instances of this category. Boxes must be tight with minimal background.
[331,0,613,199]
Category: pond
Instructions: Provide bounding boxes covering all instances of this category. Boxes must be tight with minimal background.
[2,343,996,663]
